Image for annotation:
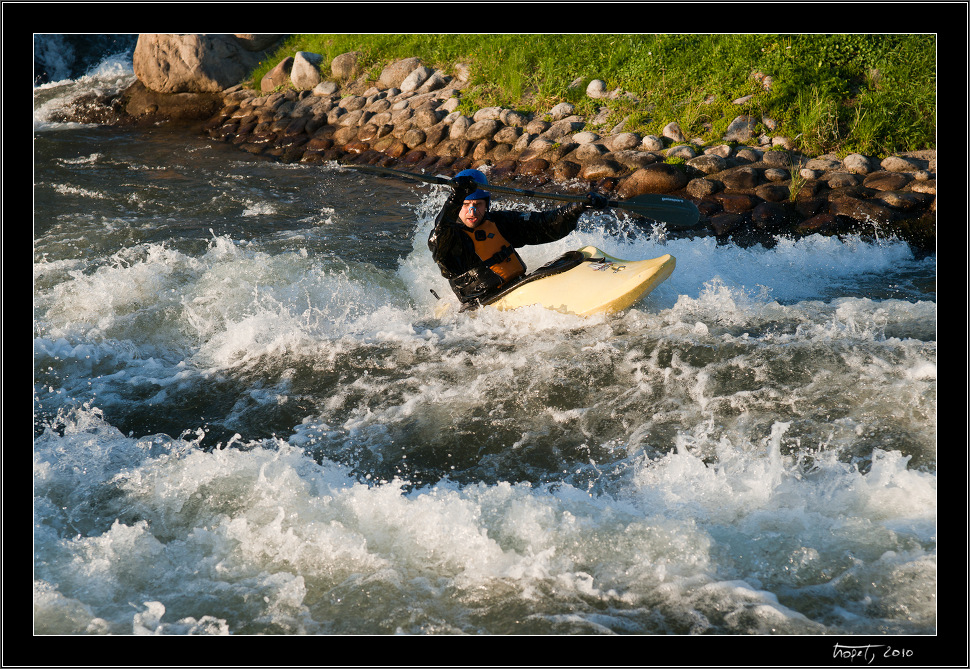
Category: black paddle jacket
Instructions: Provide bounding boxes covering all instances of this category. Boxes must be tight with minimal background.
[428,185,589,306]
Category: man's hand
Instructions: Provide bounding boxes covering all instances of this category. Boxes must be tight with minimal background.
[451,175,479,198]
[586,192,610,210]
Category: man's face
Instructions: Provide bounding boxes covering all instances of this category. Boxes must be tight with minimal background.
[459,199,488,228]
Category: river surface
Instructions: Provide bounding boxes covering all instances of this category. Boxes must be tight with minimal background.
[33,50,939,646]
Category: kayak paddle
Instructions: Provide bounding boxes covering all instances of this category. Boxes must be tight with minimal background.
[341,162,701,229]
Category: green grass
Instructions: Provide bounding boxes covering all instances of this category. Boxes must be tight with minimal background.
[248,34,936,158]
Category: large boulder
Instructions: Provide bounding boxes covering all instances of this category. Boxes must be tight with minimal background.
[133,34,284,94]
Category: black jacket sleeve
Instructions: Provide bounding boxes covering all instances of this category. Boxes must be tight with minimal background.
[488,202,588,247]
[428,188,474,280]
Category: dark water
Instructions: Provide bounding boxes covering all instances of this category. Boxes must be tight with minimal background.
[33,51,940,647]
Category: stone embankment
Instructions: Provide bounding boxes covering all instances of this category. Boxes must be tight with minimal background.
[122,38,937,252]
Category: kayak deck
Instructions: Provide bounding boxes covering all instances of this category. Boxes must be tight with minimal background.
[482,246,675,317]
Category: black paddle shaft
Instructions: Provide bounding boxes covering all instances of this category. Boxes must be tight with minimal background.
[341,163,700,229]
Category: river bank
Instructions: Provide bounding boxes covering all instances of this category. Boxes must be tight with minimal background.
[64,42,938,253]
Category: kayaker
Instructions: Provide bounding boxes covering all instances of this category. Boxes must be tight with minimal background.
[428,168,608,309]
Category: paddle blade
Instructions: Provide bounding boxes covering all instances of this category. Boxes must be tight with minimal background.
[610,194,701,229]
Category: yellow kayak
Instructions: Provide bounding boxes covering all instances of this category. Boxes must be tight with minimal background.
[480,246,675,317]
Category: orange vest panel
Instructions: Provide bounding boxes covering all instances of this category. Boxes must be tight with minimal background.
[464,219,526,282]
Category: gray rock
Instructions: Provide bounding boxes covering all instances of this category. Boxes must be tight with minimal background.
[611,149,655,170]
[500,109,530,127]
[662,122,685,143]
[449,115,472,139]
[419,71,449,92]
[439,97,460,114]
[688,154,727,175]
[806,155,842,171]
[723,115,757,142]
[735,148,763,164]
[540,119,583,142]
[572,131,600,144]
[609,132,641,151]
[338,95,367,111]
[525,119,550,135]
[581,159,625,180]
[331,51,361,81]
[473,107,503,122]
[843,153,873,174]
[704,144,733,158]
[313,81,339,96]
[825,172,859,188]
[881,155,920,172]
[586,79,608,99]
[548,102,576,120]
[763,168,789,182]
[755,184,791,203]
[401,66,433,93]
[687,177,722,198]
[465,119,502,141]
[379,58,423,89]
[291,52,323,90]
[762,150,793,168]
[618,163,689,197]
[573,143,607,162]
[666,144,696,160]
[874,190,933,211]
[493,125,522,144]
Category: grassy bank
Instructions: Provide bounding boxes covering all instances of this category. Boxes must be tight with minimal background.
[249,34,936,159]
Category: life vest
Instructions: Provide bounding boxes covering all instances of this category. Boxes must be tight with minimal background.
[463,219,526,283]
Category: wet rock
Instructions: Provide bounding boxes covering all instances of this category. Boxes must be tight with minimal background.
[720,167,760,190]
[795,213,841,235]
[687,154,726,175]
[580,159,625,181]
[710,212,746,236]
[617,163,690,197]
[755,183,790,202]
[825,172,859,189]
[715,193,760,213]
[687,177,722,199]
[863,171,913,191]
[828,195,897,225]
[752,201,795,231]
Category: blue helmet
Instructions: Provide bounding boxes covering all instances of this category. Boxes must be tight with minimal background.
[456,168,487,185]
[456,169,490,202]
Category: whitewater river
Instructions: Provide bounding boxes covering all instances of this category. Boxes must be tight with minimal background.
[33,55,939,650]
